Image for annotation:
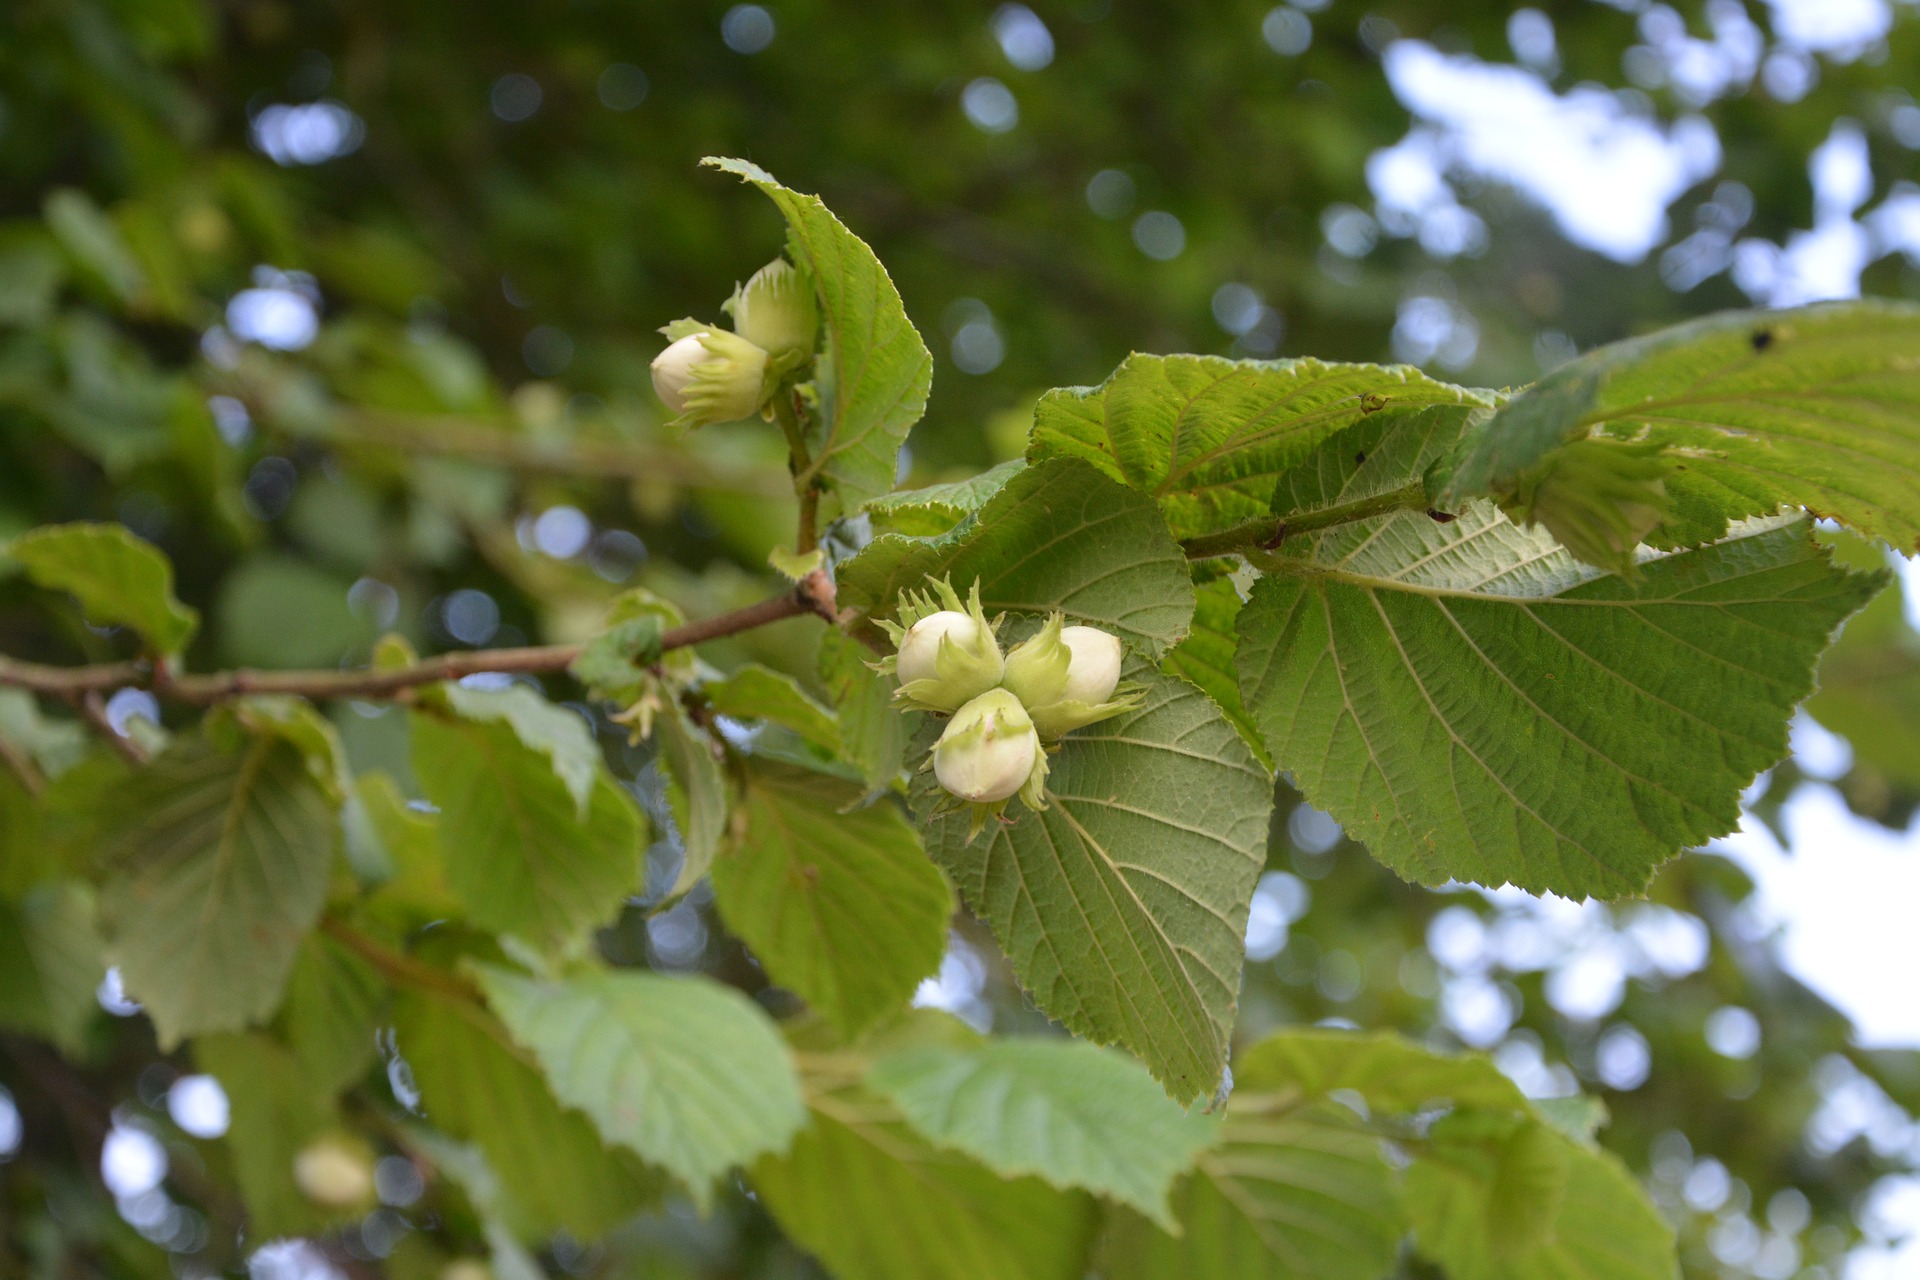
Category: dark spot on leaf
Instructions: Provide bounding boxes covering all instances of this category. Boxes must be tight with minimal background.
[1354,451,1368,464]
[1751,328,1774,352]
[1426,509,1457,524]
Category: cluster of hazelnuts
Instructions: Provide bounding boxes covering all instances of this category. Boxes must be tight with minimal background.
[878,579,1141,832]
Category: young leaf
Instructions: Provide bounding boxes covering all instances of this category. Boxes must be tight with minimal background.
[866,459,1027,536]
[1030,354,1486,540]
[1235,412,1885,898]
[1098,1102,1403,1280]
[9,521,199,652]
[442,683,600,812]
[751,1090,1098,1280]
[655,705,731,903]
[1231,1026,1530,1115]
[394,988,661,1239]
[704,157,933,511]
[704,664,841,754]
[94,734,338,1047]
[1435,300,1920,553]
[915,661,1272,1103]
[866,1037,1217,1228]
[712,763,951,1038]
[839,457,1197,656]
[476,965,806,1207]
[411,710,644,951]
[0,881,103,1055]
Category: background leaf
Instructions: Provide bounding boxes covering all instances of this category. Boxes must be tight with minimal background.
[0,881,103,1054]
[713,762,950,1038]
[839,457,1196,656]
[866,1037,1216,1228]
[443,683,601,811]
[194,1032,346,1241]
[751,1089,1097,1280]
[9,521,198,652]
[705,157,932,511]
[94,734,337,1047]
[917,661,1271,1102]
[477,966,806,1206]
[704,665,841,754]
[276,932,385,1095]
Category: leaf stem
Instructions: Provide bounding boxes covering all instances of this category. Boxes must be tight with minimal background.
[1179,481,1433,560]
[773,391,821,553]
[0,571,841,708]
[320,916,482,1003]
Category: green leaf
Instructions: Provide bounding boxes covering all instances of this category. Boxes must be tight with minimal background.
[1435,300,1920,553]
[44,189,145,302]
[1098,1102,1403,1280]
[704,157,933,511]
[0,881,103,1054]
[1030,353,1486,540]
[866,1037,1217,1228]
[656,705,731,903]
[866,459,1027,536]
[818,627,906,791]
[411,710,644,950]
[0,687,89,778]
[916,661,1272,1103]
[476,965,806,1206]
[705,664,841,754]
[1406,1116,1676,1280]
[569,616,663,701]
[1234,411,1885,897]
[277,933,385,1095]
[10,521,199,653]
[712,763,950,1038]
[0,768,51,900]
[94,734,338,1047]
[393,988,660,1239]
[443,683,600,812]
[1807,571,1920,787]
[751,1090,1098,1280]
[1231,1027,1529,1116]
[839,457,1197,657]
[194,1032,344,1240]
[1162,573,1270,768]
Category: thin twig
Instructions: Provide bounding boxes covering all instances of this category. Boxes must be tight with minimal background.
[0,733,45,795]
[320,916,482,1004]
[3,572,841,709]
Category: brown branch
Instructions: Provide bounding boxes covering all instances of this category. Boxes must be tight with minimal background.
[3,571,841,708]
[320,916,481,1004]
[77,691,151,766]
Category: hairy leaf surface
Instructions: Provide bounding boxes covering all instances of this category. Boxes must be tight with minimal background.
[917,662,1271,1102]
[840,457,1195,656]
[1029,354,1485,540]
[1436,300,1920,552]
[1236,413,1883,897]
[478,966,805,1206]
[713,763,950,1037]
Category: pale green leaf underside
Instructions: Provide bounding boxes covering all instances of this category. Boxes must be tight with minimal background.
[818,627,907,791]
[411,710,644,950]
[839,457,1196,657]
[1407,1124,1677,1280]
[1099,1104,1403,1280]
[1232,1027,1529,1116]
[714,763,950,1037]
[478,966,805,1206]
[1029,353,1488,540]
[96,735,336,1047]
[916,662,1271,1103]
[10,520,199,652]
[657,704,731,902]
[751,1093,1096,1280]
[704,157,932,510]
[1437,300,1920,553]
[394,989,659,1239]
[1236,413,1883,897]
[866,1037,1217,1228]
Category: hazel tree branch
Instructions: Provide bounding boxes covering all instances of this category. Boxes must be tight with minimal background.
[0,571,839,708]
